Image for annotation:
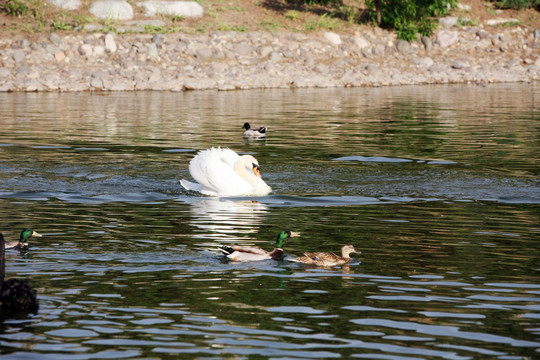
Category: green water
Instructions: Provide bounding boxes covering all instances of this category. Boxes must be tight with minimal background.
[0,83,538,359]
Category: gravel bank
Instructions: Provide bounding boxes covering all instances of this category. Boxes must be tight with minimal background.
[1,24,539,92]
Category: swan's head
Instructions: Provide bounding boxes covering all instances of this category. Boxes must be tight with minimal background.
[242,122,251,130]
[341,245,360,258]
[20,229,42,244]
[235,155,263,179]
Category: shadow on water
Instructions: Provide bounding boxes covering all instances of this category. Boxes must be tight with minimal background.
[0,83,538,359]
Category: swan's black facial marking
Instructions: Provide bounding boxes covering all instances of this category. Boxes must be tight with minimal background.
[252,163,261,177]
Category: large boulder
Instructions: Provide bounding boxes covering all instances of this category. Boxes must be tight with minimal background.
[47,0,81,10]
[137,1,204,18]
[89,0,134,20]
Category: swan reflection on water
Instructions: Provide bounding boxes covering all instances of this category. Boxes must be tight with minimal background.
[182,197,269,245]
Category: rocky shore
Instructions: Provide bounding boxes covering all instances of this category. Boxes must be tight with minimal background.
[1,19,539,92]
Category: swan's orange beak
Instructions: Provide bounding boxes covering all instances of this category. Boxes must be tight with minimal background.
[252,163,261,177]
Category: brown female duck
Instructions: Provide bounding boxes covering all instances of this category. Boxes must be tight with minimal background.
[290,245,360,267]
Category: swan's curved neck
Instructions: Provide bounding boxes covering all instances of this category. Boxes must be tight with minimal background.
[234,157,264,187]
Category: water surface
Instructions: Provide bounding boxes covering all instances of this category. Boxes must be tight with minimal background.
[0,83,538,359]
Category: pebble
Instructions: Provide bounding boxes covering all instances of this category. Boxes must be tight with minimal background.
[105,34,117,54]
[437,29,459,48]
[0,23,538,92]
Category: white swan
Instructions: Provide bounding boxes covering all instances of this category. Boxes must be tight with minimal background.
[180,148,272,197]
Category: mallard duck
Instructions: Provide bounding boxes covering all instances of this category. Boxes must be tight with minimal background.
[220,230,296,262]
[242,122,267,138]
[0,233,39,313]
[4,229,42,250]
[180,147,272,197]
[290,245,360,267]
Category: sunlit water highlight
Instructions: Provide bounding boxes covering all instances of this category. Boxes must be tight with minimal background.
[0,83,538,359]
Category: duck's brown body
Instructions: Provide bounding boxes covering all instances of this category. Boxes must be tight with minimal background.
[290,245,359,267]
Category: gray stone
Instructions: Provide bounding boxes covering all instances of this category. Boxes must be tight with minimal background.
[269,52,282,61]
[361,47,372,58]
[352,35,370,49]
[304,56,315,67]
[439,16,459,28]
[12,51,25,63]
[437,30,458,48]
[137,1,203,17]
[314,64,329,74]
[291,77,309,87]
[105,33,117,54]
[148,43,159,58]
[195,48,213,59]
[47,0,81,10]
[83,23,104,32]
[89,1,134,20]
[365,63,379,73]
[451,61,465,69]
[396,40,410,54]
[385,46,397,56]
[486,18,519,26]
[45,44,59,55]
[477,30,489,39]
[94,45,105,57]
[534,29,540,38]
[421,36,432,51]
[324,32,342,46]
[80,44,93,56]
[152,34,165,47]
[259,46,273,58]
[126,19,167,27]
[90,78,103,88]
[49,33,62,46]
[0,68,11,78]
[418,56,434,68]
[235,43,253,56]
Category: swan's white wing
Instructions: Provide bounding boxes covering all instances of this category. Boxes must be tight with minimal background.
[180,179,218,196]
[187,148,253,196]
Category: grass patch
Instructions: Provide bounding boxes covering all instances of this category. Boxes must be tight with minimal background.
[217,23,248,32]
[303,13,340,31]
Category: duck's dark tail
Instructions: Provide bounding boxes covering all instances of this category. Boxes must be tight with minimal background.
[219,246,235,255]
[0,279,39,313]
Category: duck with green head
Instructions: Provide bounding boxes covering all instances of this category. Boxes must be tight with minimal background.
[0,232,39,313]
[220,230,296,262]
[4,229,42,250]
[290,245,360,267]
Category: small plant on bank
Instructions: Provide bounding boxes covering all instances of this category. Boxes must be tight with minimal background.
[1,0,29,16]
[365,0,457,41]
[303,13,339,31]
[261,18,281,31]
[143,24,166,34]
[490,0,540,10]
[457,17,479,27]
[285,9,300,21]
[217,23,248,32]
[50,11,72,31]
